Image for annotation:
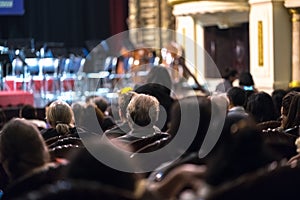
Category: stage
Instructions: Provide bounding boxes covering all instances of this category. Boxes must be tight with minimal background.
[0,91,34,107]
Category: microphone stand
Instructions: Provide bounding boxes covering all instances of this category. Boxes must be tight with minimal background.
[15,50,28,91]
[0,53,11,91]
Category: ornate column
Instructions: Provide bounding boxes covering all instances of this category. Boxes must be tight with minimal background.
[289,8,300,88]
[127,0,175,49]
[249,0,291,92]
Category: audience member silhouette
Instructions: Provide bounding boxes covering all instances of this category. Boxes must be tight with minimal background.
[226,87,248,120]
[19,104,47,130]
[0,118,65,199]
[246,92,276,123]
[104,91,138,139]
[114,93,170,152]
[66,139,151,199]
[282,93,300,135]
[271,89,287,120]
[239,71,257,106]
[215,68,238,93]
[205,121,278,188]
[135,83,174,132]
[41,100,77,140]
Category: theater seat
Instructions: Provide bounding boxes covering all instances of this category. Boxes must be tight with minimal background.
[129,133,171,153]
[49,144,83,161]
[206,161,300,200]
[48,137,83,149]
[261,128,297,159]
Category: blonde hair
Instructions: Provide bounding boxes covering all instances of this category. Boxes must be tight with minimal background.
[46,100,74,135]
[127,94,160,127]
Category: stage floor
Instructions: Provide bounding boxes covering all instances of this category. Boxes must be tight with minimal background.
[0,91,34,107]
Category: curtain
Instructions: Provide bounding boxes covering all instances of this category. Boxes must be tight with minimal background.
[0,0,128,48]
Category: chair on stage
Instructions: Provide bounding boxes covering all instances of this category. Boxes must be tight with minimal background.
[25,58,43,94]
[60,56,85,93]
[6,57,30,91]
[39,57,59,99]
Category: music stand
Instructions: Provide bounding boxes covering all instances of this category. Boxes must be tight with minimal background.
[0,53,11,90]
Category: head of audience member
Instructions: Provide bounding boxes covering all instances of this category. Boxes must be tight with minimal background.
[135,83,173,131]
[81,104,107,133]
[67,139,145,199]
[0,118,50,181]
[205,121,277,187]
[281,91,299,129]
[227,87,246,109]
[239,72,256,102]
[19,104,47,130]
[223,68,238,83]
[146,65,172,90]
[127,94,160,130]
[271,89,287,120]
[246,92,276,123]
[167,95,212,156]
[239,72,255,88]
[282,93,300,130]
[19,104,38,119]
[46,100,74,135]
[118,91,138,123]
[92,96,109,114]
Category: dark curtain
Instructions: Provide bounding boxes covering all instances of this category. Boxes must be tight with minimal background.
[0,0,128,48]
[109,0,128,36]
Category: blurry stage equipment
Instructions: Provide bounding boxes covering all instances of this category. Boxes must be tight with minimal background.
[0,38,208,106]
[0,40,87,102]
[0,47,11,90]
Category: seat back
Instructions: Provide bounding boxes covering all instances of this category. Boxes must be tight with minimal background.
[48,137,83,149]
[129,133,170,153]
[49,144,83,161]
[64,56,84,74]
[206,161,300,200]
[12,57,24,76]
[40,58,58,75]
[261,128,297,159]
[284,125,300,136]
[25,58,40,76]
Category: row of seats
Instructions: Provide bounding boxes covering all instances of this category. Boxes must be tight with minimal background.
[11,57,84,77]
[3,57,85,97]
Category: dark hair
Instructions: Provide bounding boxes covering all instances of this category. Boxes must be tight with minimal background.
[205,123,276,186]
[223,68,238,80]
[239,72,254,86]
[227,87,246,107]
[246,92,276,123]
[168,96,212,154]
[282,91,299,116]
[19,104,37,119]
[93,97,109,113]
[282,94,300,129]
[0,118,50,179]
[67,139,143,194]
[271,89,287,119]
